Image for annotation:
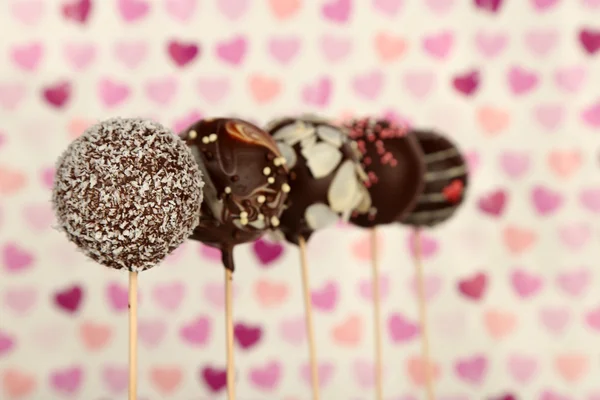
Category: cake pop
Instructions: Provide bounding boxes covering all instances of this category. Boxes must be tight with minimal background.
[266,115,370,244]
[344,117,426,227]
[180,118,289,270]
[52,117,204,400]
[399,129,468,227]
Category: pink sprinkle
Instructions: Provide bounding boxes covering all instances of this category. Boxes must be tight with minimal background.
[367,171,378,184]
[377,146,385,155]
[390,158,398,167]
[381,152,393,164]
[364,157,372,165]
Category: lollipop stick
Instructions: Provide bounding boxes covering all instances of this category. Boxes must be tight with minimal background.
[370,228,383,400]
[128,271,138,400]
[298,236,320,400]
[413,228,435,400]
[225,268,237,400]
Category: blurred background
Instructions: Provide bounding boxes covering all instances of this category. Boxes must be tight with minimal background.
[1,0,600,399]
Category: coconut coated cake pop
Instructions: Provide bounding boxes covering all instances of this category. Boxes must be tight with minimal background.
[266,115,371,244]
[399,129,468,227]
[180,118,289,270]
[344,117,426,228]
[52,118,204,272]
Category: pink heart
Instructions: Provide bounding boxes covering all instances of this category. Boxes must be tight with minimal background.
[202,281,238,309]
[249,361,282,390]
[102,364,128,393]
[22,203,54,231]
[533,104,564,131]
[582,101,600,128]
[357,274,389,301]
[507,354,538,383]
[556,268,591,297]
[167,40,200,67]
[422,31,454,59]
[582,0,600,8]
[311,281,338,312]
[388,313,419,343]
[531,0,560,10]
[507,66,539,95]
[172,110,203,133]
[320,34,352,62]
[152,281,185,311]
[464,150,480,174]
[98,78,130,107]
[268,36,301,64]
[63,42,96,70]
[407,231,439,259]
[558,223,590,250]
[279,316,305,345]
[217,0,249,20]
[113,40,147,68]
[179,316,211,346]
[499,151,530,179]
[0,83,26,110]
[302,76,332,108]
[0,330,15,356]
[478,189,507,217]
[585,306,600,332]
[117,0,150,22]
[105,282,129,312]
[11,0,45,25]
[402,70,436,99]
[510,268,543,299]
[352,70,384,100]
[215,35,247,65]
[300,362,334,387]
[11,42,43,71]
[138,319,167,348]
[322,0,352,23]
[539,306,571,334]
[425,0,455,13]
[197,77,230,104]
[524,29,558,56]
[408,275,443,301]
[3,286,37,314]
[164,242,187,265]
[580,187,600,213]
[144,77,177,105]
[474,31,508,58]
[40,167,55,189]
[554,65,586,93]
[2,242,34,273]
[353,358,381,388]
[531,185,563,216]
[50,366,83,394]
[373,0,403,15]
[42,81,71,108]
[165,0,198,22]
[454,355,487,385]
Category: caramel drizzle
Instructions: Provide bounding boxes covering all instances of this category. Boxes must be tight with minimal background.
[226,121,283,159]
[423,148,460,163]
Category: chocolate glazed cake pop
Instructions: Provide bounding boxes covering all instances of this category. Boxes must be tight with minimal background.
[180,118,289,270]
[344,117,426,228]
[52,118,204,271]
[266,115,371,244]
[399,129,468,227]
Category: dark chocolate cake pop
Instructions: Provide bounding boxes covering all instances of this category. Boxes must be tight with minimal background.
[343,117,426,228]
[266,115,371,244]
[399,129,468,227]
[52,118,204,272]
[180,118,289,270]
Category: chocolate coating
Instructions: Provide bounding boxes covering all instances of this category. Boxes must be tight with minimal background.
[180,118,289,270]
[344,117,426,228]
[399,129,468,227]
[266,115,370,244]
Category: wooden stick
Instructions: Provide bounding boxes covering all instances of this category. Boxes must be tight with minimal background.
[370,228,383,400]
[413,228,435,400]
[298,236,320,400]
[225,268,236,400]
[128,271,138,400]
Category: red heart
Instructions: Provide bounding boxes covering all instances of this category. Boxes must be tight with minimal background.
[443,179,464,203]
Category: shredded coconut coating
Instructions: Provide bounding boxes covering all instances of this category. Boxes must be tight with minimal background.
[52,118,204,272]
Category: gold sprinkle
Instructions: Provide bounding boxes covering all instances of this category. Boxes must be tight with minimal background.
[240,211,248,218]
[202,136,210,144]
[257,195,266,203]
[281,183,290,193]
[224,187,232,194]
[273,157,282,166]
[188,130,197,139]
[263,167,271,175]
[268,177,275,184]
[240,218,248,225]
[258,213,264,220]
[270,216,280,227]
[209,133,217,142]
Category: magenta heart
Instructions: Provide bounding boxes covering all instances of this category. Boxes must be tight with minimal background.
[582,101,600,128]
[252,238,284,266]
[579,28,600,55]
[311,281,338,312]
[302,76,332,108]
[454,354,487,385]
[11,42,43,71]
[62,0,92,23]
[507,66,539,95]
[105,282,129,312]
[511,268,543,299]
[268,36,301,64]
[407,231,439,259]
[0,330,15,356]
[215,35,247,65]
[452,69,480,96]
[167,40,199,67]
[2,242,35,273]
[322,0,352,23]
[201,366,227,392]
[42,81,71,108]
[388,313,419,343]
[179,316,210,346]
[531,185,563,216]
[531,0,559,10]
[50,366,83,394]
[234,322,262,350]
[474,0,503,13]
[478,189,507,217]
[53,285,83,314]
[249,361,282,390]
[457,272,487,300]
[585,306,600,331]
[117,0,150,22]
[422,31,454,59]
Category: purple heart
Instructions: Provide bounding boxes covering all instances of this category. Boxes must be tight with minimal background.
[452,70,480,96]
[201,366,227,392]
[234,322,262,350]
[252,239,284,266]
[474,0,503,13]
[579,28,600,55]
[53,285,83,314]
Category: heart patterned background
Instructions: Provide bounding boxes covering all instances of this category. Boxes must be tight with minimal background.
[1,0,600,399]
